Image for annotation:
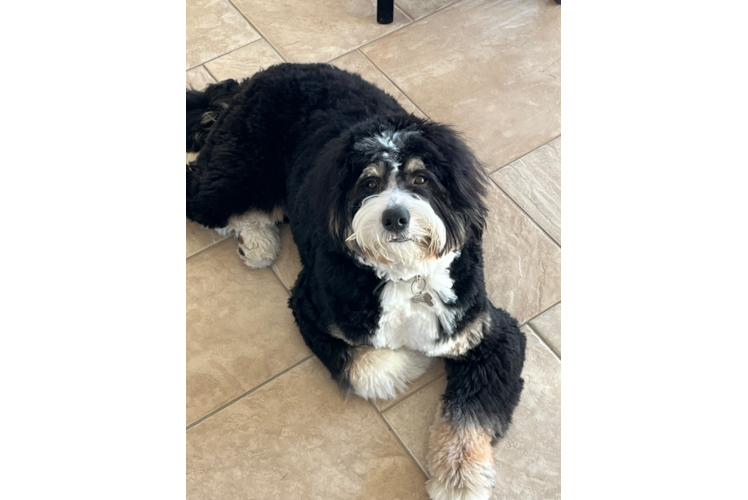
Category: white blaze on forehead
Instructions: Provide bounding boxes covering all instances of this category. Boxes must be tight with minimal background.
[376,132,398,150]
[354,129,421,159]
[386,166,399,188]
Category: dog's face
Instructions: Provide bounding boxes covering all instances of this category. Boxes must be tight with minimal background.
[315,121,488,269]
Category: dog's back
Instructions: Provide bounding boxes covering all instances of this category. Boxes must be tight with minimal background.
[186,63,409,229]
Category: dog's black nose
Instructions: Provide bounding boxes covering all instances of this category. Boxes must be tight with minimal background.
[382,205,410,232]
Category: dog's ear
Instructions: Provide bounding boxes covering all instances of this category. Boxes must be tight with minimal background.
[308,135,353,246]
[420,122,489,238]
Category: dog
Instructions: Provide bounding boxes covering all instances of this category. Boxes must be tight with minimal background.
[186,63,526,500]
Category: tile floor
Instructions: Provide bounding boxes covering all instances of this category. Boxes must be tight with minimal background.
[187,0,561,498]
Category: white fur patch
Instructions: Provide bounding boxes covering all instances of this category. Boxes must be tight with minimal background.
[237,225,281,269]
[347,189,446,266]
[214,207,284,236]
[367,252,467,357]
[348,347,433,401]
[425,464,495,500]
[215,208,284,268]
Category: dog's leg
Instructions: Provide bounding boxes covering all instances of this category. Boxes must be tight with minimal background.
[345,345,432,401]
[290,275,432,399]
[426,306,526,500]
[215,208,284,269]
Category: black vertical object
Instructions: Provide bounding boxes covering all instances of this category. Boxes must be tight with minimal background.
[377,0,394,24]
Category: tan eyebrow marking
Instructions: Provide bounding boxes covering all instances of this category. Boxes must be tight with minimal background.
[405,157,425,173]
[360,163,383,178]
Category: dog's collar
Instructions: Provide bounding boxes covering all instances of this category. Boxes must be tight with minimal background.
[373,274,434,307]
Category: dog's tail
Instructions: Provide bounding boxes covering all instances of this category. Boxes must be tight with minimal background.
[186,79,241,152]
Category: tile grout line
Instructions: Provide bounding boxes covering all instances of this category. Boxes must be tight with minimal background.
[318,4,413,64]
[379,373,446,414]
[489,176,561,248]
[186,354,314,431]
[520,300,561,360]
[201,65,220,84]
[393,0,416,21]
[395,3,415,23]
[519,299,561,329]
[225,0,288,63]
[394,0,464,24]
[269,264,291,295]
[357,50,431,119]
[186,234,232,261]
[186,64,216,88]
[320,0,464,65]
[525,324,560,362]
[187,39,263,72]
[368,400,430,479]
[488,134,561,176]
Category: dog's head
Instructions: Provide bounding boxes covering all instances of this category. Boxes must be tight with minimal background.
[312,118,488,269]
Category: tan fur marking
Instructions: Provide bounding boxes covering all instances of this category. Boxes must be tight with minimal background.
[361,163,383,178]
[266,205,286,224]
[426,403,496,498]
[440,311,490,358]
[405,157,425,173]
[428,405,494,480]
[328,325,359,346]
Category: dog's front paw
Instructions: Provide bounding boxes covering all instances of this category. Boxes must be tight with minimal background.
[347,347,432,401]
[426,405,496,500]
[425,463,495,500]
[236,225,281,269]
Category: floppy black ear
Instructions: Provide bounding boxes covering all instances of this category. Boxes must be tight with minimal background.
[420,122,489,237]
[307,135,355,245]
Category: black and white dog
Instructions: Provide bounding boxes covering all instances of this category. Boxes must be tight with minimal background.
[186,63,526,500]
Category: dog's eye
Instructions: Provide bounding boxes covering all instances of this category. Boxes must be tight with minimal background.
[413,175,426,185]
[366,179,378,190]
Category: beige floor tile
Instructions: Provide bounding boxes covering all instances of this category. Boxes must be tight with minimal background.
[363,0,561,170]
[483,182,561,324]
[492,137,561,244]
[331,51,426,117]
[396,0,458,20]
[232,0,410,63]
[187,219,227,258]
[187,357,429,500]
[205,39,285,82]
[186,66,217,90]
[383,328,560,500]
[529,302,560,356]
[187,0,261,69]
[491,327,560,500]
[271,224,303,291]
[383,376,447,466]
[375,358,445,411]
[187,239,311,424]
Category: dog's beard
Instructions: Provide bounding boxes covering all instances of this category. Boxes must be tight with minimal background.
[346,190,446,266]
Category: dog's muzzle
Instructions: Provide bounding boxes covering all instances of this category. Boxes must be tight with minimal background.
[382,205,410,238]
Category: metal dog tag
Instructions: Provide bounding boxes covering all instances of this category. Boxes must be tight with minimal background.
[412,292,434,306]
[410,275,433,306]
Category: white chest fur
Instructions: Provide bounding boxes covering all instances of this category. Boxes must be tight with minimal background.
[368,252,465,356]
